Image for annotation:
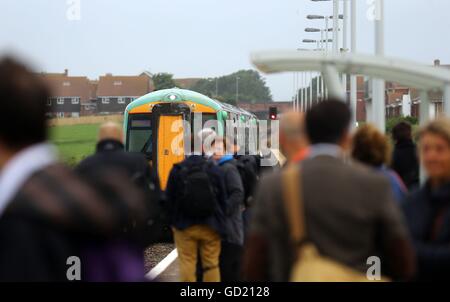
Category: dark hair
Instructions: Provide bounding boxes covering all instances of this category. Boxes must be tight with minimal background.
[0,57,50,149]
[392,121,412,142]
[305,99,351,144]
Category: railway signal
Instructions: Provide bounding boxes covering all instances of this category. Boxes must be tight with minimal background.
[269,106,278,120]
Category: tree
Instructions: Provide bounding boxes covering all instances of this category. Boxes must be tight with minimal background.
[152,72,176,91]
[190,70,273,104]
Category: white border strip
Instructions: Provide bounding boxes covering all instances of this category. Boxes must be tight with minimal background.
[145,249,178,281]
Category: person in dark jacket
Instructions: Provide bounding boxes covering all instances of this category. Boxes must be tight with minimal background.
[165,138,228,282]
[76,122,163,245]
[391,121,420,190]
[228,136,258,243]
[403,118,450,281]
[0,57,147,281]
[213,136,245,281]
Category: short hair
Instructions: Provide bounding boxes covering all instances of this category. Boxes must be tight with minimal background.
[352,124,391,167]
[0,57,50,149]
[213,136,232,155]
[392,121,412,142]
[417,118,450,146]
[305,100,351,144]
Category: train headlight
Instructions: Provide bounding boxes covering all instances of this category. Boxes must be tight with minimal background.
[169,94,177,101]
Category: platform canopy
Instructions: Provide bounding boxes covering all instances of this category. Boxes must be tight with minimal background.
[250,50,450,123]
[251,50,450,92]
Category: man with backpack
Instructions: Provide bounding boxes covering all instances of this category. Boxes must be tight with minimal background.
[165,133,228,282]
[212,136,245,281]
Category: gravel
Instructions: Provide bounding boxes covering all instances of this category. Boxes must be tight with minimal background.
[144,243,175,272]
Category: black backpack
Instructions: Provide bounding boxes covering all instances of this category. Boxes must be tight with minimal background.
[234,156,259,207]
[176,159,219,219]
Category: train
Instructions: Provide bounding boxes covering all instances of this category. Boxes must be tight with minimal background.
[123,88,261,190]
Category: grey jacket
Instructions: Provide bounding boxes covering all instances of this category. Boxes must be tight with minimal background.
[218,157,245,246]
[249,155,411,281]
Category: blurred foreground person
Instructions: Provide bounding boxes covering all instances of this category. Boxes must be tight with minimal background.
[76,122,163,244]
[352,124,407,204]
[165,132,227,282]
[243,100,415,282]
[403,118,450,281]
[279,111,309,165]
[212,137,245,281]
[0,57,146,281]
[391,121,420,190]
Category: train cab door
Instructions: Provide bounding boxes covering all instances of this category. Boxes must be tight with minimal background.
[152,103,191,190]
[157,115,185,189]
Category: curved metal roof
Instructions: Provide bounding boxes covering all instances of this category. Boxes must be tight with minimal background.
[125,87,223,112]
[125,87,256,118]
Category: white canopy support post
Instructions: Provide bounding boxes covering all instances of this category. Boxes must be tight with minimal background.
[309,72,313,108]
[292,73,295,111]
[444,83,450,117]
[322,64,346,101]
[316,72,320,103]
[321,73,325,102]
[303,73,307,111]
[419,90,430,126]
[372,79,386,132]
[350,0,357,128]
[299,73,302,112]
[373,0,385,133]
[333,0,339,54]
[419,90,430,184]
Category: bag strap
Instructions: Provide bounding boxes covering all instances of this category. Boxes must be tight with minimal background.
[281,163,306,244]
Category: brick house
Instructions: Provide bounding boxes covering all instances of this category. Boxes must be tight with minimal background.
[40,69,92,118]
[96,74,152,114]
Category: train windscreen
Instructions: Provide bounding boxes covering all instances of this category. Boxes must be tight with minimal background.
[127,114,152,157]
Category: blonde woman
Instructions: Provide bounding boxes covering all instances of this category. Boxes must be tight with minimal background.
[403,118,450,281]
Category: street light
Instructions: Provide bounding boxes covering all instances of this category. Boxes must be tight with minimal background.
[208,78,219,97]
[305,27,333,32]
[235,76,240,105]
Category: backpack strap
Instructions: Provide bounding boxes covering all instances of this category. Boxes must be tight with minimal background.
[281,163,306,245]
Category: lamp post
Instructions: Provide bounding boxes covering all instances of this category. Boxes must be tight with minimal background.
[235,76,240,105]
[215,78,219,97]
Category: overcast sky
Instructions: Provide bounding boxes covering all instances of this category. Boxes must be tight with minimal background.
[0,0,449,101]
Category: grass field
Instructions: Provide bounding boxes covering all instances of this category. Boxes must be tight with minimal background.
[50,124,100,166]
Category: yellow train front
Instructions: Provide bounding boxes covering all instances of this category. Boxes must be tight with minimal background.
[124,88,258,190]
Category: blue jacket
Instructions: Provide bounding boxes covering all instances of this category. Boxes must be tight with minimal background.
[378,166,407,204]
[165,155,228,237]
[403,181,450,281]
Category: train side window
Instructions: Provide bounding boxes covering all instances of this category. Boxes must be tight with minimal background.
[127,114,152,157]
[191,113,217,133]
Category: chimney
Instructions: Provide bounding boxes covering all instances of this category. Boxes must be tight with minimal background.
[434,59,441,67]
